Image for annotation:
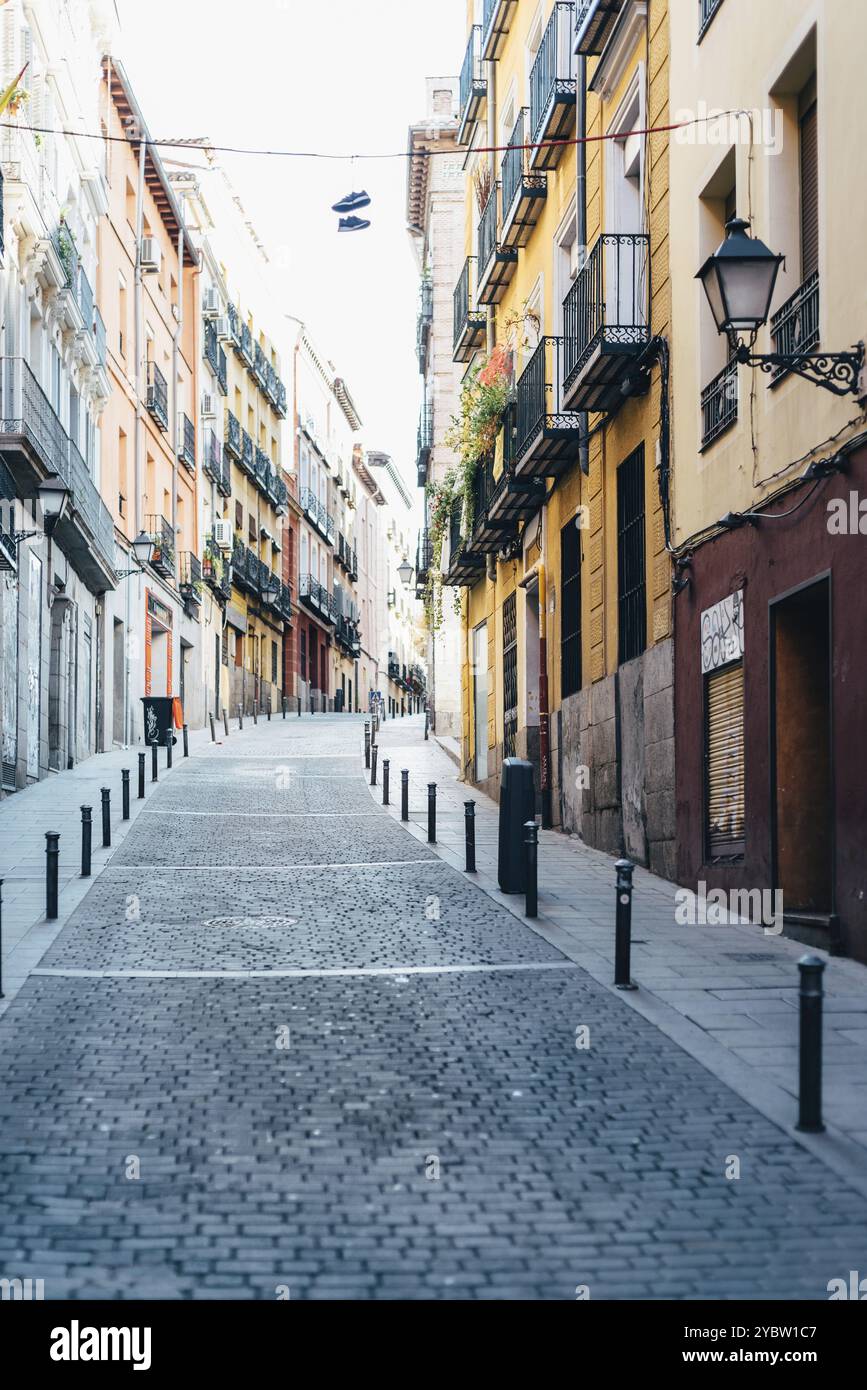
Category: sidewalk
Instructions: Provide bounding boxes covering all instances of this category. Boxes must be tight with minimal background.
[0,716,251,1013]
[370,712,867,1184]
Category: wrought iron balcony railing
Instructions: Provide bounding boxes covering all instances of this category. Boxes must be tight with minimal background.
[501,108,547,248]
[253,341,269,392]
[458,25,487,145]
[453,256,486,363]
[417,403,434,485]
[274,378,287,418]
[417,277,434,373]
[145,513,175,576]
[240,428,255,476]
[219,437,232,496]
[179,551,202,603]
[574,0,623,55]
[770,271,819,381]
[226,302,242,351]
[416,527,433,579]
[478,182,518,304]
[700,358,738,448]
[179,413,196,472]
[514,336,582,473]
[204,319,228,394]
[561,232,650,412]
[146,360,168,431]
[239,320,254,368]
[482,0,517,60]
[529,4,577,172]
[224,409,241,460]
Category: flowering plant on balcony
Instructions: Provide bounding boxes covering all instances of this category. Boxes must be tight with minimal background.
[421,469,460,634]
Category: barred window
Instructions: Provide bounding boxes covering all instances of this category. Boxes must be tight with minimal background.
[560,519,581,699]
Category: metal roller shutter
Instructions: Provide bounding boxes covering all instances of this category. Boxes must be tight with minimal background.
[705,660,745,859]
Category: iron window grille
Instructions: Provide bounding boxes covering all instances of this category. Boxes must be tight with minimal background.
[700,357,738,447]
[560,519,582,698]
[503,591,518,759]
[616,445,646,666]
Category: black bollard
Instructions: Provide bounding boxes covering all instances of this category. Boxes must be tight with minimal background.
[364,722,371,769]
[267,703,271,722]
[382,759,390,806]
[424,708,429,740]
[614,859,637,990]
[223,709,229,737]
[524,820,538,917]
[238,703,243,731]
[797,954,826,1133]
[151,742,158,783]
[121,769,130,821]
[427,782,437,844]
[45,832,59,920]
[370,742,378,788]
[465,802,476,873]
[282,698,287,720]
[165,728,173,770]
[80,806,92,878]
[253,702,258,726]
[401,769,409,822]
[138,751,146,799]
[183,723,189,758]
[209,713,215,742]
[101,787,111,848]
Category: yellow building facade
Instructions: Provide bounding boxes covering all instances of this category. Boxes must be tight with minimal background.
[446,0,674,874]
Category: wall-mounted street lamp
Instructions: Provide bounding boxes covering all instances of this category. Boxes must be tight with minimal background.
[115,530,155,579]
[696,218,864,397]
[12,475,70,542]
[397,557,414,588]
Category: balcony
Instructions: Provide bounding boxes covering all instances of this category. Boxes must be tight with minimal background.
[145,513,175,578]
[501,109,547,249]
[300,572,335,624]
[179,551,203,607]
[224,409,241,460]
[417,404,434,486]
[482,0,518,60]
[272,474,288,515]
[0,359,117,592]
[417,278,434,375]
[453,257,487,364]
[255,446,272,496]
[226,302,242,352]
[484,410,547,540]
[203,540,231,601]
[561,232,650,412]
[146,360,169,431]
[336,614,360,656]
[415,527,432,596]
[700,358,738,449]
[477,183,518,305]
[444,496,485,587]
[274,378,287,418]
[320,500,335,547]
[514,336,582,476]
[574,0,623,54]
[770,271,819,384]
[240,428,255,477]
[457,25,487,146]
[348,545,358,581]
[529,4,577,172]
[238,320,254,369]
[204,319,228,395]
[253,342,269,393]
[178,413,196,473]
[219,440,232,497]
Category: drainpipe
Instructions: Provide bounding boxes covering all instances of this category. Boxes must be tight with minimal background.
[576,55,589,476]
[485,43,497,355]
[172,193,185,588]
[127,134,146,747]
[519,550,551,829]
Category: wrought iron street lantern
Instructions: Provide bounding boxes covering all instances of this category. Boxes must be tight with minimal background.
[115,530,155,579]
[397,557,414,587]
[696,218,863,396]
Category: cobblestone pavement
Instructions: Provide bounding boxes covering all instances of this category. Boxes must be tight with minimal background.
[2,714,867,1299]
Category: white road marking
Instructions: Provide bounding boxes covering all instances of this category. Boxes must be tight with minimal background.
[31,961,577,980]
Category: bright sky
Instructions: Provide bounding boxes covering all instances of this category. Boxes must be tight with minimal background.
[113,0,465,495]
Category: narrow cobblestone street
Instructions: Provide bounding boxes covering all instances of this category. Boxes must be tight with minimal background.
[2,714,867,1300]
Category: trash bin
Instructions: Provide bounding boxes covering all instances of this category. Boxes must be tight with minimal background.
[498,757,536,894]
[141,696,177,746]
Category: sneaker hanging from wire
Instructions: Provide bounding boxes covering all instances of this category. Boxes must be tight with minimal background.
[332,190,371,213]
[338,215,371,232]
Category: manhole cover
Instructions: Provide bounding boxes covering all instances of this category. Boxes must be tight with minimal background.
[203,916,298,930]
[723,951,773,963]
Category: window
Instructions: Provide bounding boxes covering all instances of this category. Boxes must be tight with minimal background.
[617,445,646,666]
[118,276,127,357]
[705,661,745,859]
[271,641,278,685]
[799,91,818,280]
[560,519,581,699]
[235,501,243,531]
[300,628,307,680]
[503,592,518,759]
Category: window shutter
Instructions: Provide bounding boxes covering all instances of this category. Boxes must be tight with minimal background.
[800,101,818,280]
[705,660,745,858]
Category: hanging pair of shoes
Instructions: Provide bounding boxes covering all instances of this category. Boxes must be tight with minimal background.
[333,190,371,231]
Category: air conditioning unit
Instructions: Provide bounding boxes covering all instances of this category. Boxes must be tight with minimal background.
[214,315,231,341]
[140,237,161,274]
[202,286,221,318]
[201,392,217,419]
[212,520,233,550]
